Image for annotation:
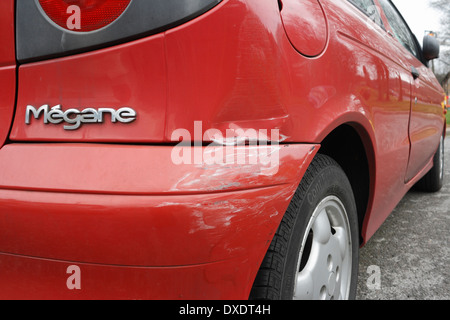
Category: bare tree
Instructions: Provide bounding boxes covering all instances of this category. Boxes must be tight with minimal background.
[429,0,450,77]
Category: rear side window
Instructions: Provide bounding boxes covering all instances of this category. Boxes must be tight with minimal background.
[377,0,419,57]
[349,0,376,15]
[348,0,384,28]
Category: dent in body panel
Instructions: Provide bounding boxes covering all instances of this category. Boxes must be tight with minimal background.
[165,0,293,142]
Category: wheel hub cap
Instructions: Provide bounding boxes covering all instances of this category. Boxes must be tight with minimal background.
[293,196,352,300]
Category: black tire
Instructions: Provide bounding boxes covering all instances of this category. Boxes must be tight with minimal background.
[250,154,359,300]
[415,135,445,193]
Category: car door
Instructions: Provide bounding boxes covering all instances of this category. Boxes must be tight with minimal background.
[376,0,445,182]
[0,0,16,148]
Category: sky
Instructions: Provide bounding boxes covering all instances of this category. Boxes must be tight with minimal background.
[392,0,443,44]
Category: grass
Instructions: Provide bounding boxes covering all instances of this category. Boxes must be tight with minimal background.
[447,110,450,125]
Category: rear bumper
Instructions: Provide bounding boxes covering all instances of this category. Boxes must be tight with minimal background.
[0,252,249,300]
[0,143,318,299]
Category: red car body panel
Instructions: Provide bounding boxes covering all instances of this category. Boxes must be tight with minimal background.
[0,143,318,299]
[0,0,446,299]
[11,35,168,143]
[0,253,257,300]
[0,0,16,149]
[279,0,328,57]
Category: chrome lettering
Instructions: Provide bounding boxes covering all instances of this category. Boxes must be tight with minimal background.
[25,105,137,131]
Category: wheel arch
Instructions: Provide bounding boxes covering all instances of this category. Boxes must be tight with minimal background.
[316,121,376,245]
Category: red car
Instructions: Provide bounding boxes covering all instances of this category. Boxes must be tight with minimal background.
[0,0,446,300]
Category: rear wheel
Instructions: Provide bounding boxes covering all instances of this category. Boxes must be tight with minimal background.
[415,134,445,193]
[250,154,359,300]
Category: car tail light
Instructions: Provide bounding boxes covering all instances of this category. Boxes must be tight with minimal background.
[38,0,131,32]
[17,0,222,62]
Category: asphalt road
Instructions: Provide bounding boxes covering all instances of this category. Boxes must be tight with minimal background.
[356,134,450,300]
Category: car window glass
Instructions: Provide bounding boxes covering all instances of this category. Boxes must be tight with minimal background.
[348,0,384,28]
[378,0,418,57]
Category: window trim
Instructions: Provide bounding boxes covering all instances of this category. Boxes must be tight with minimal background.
[378,0,427,65]
[347,0,386,30]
